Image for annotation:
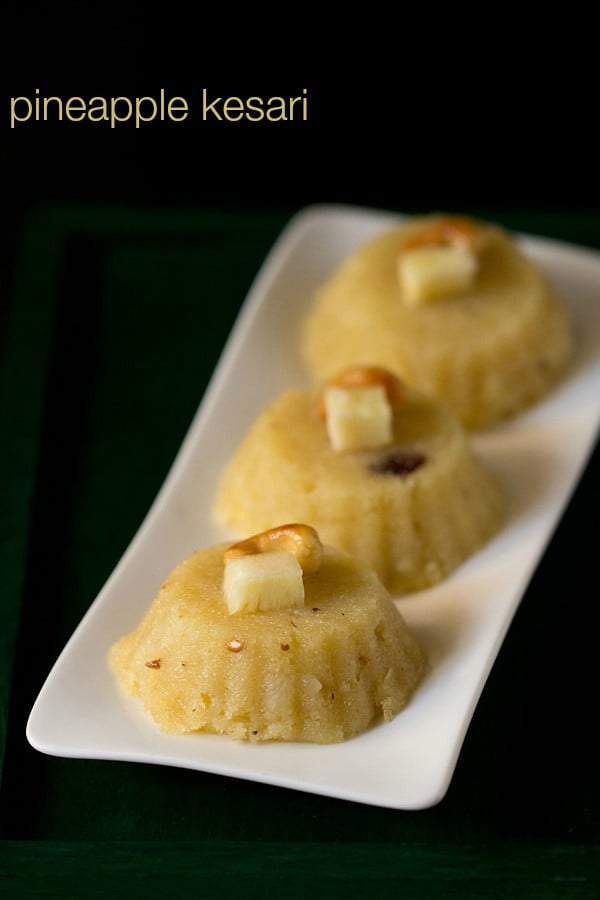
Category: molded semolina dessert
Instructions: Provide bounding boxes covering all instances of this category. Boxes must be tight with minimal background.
[108,525,425,744]
[301,215,572,429]
[213,367,503,594]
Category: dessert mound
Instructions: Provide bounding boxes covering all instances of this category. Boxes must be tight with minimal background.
[214,377,503,594]
[109,541,425,744]
[301,215,572,428]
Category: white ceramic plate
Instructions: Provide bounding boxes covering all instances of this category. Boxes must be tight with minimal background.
[26,205,600,809]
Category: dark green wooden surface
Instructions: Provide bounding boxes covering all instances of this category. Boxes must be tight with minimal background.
[1,841,597,899]
[0,206,598,897]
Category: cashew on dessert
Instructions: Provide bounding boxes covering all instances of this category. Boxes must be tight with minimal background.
[301,214,573,429]
[108,524,425,743]
[224,523,324,575]
[213,367,503,595]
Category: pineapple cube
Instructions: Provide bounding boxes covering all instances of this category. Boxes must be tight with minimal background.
[324,385,392,452]
[398,244,478,306]
[223,550,304,614]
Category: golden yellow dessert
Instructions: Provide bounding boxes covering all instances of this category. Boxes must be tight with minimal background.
[301,214,572,429]
[109,525,425,744]
[214,368,503,594]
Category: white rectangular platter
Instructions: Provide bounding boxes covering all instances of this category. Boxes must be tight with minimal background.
[26,204,600,809]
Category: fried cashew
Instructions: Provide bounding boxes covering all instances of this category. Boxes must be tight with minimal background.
[402,215,481,252]
[224,524,324,574]
[318,365,405,420]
